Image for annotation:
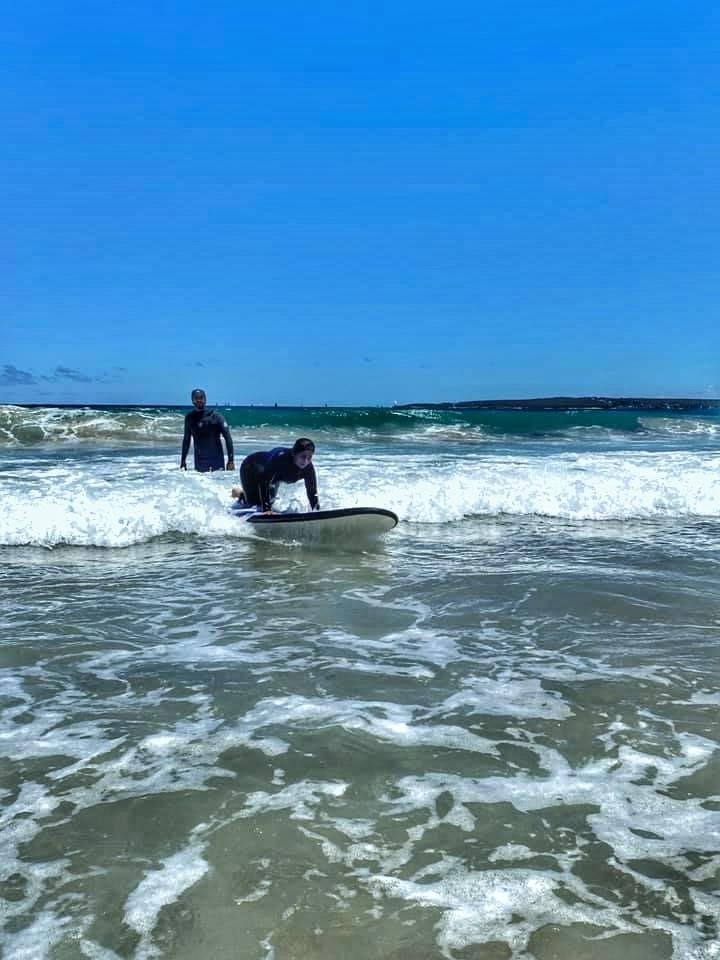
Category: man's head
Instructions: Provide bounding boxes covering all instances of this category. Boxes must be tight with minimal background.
[191,388,206,410]
[292,437,315,469]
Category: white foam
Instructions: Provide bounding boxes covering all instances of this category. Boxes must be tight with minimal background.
[320,449,720,523]
[0,459,249,547]
[640,416,720,437]
[0,706,125,765]
[2,910,71,960]
[317,624,462,671]
[687,690,720,706]
[239,780,348,822]
[299,726,719,957]
[371,868,637,956]
[2,445,720,546]
[0,780,68,926]
[433,675,573,721]
[235,879,273,904]
[79,940,125,960]
[124,841,208,958]
[488,843,535,862]
[61,712,281,808]
[385,729,720,878]
[239,694,499,757]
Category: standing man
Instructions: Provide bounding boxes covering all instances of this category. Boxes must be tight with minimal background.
[180,388,235,472]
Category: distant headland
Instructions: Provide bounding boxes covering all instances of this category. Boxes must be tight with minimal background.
[5,397,720,412]
[394,396,720,412]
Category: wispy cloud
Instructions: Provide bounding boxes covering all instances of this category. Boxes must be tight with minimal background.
[96,367,129,384]
[0,364,37,385]
[53,365,94,383]
[4,363,130,387]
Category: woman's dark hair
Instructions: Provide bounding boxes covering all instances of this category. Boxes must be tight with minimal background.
[292,438,315,454]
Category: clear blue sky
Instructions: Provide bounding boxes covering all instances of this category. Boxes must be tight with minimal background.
[4,1,720,405]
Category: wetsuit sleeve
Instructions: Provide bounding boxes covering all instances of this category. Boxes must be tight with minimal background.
[304,463,319,509]
[181,414,192,463]
[218,416,234,461]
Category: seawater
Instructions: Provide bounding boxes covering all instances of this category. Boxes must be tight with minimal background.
[1,404,719,960]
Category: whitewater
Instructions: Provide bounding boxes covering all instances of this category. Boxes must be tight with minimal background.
[1,404,719,960]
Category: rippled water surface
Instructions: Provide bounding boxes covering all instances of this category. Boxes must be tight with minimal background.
[1,406,719,958]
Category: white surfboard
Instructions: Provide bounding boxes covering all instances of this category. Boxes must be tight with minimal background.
[231,506,398,541]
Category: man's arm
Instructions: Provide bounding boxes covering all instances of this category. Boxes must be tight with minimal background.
[180,416,192,468]
[219,416,235,469]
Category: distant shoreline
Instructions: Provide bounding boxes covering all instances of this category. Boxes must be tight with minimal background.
[4,396,720,412]
[394,396,720,412]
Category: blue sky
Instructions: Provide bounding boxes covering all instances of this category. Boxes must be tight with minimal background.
[3,0,720,405]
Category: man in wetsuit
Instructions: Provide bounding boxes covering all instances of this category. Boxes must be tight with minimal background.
[233,438,320,512]
[180,388,235,472]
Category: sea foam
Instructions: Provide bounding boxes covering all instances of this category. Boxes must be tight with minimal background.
[1,446,719,547]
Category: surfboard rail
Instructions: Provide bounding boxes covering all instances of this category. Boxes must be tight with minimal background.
[231,504,398,540]
[247,506,397,526]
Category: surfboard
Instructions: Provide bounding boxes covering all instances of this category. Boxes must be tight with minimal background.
[231,505,398,541]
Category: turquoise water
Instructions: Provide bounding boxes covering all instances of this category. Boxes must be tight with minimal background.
[2,403,713,446]
[1,405,719,959]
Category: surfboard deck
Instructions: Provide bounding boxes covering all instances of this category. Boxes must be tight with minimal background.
[231,505,398,540]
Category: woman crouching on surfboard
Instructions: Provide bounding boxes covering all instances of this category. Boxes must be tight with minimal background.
[231,438,320,513]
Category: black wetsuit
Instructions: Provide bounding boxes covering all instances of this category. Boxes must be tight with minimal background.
[181,409,234,472]
[240,448,319,511]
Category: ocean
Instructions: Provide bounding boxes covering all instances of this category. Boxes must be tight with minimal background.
[1,403,719,960]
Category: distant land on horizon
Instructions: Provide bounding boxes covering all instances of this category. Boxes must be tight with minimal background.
[395,396,720,412]
[7,396,720,412]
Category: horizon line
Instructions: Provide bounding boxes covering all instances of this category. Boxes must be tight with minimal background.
[4,395,720,411]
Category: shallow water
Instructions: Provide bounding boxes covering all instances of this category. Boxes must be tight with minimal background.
[1,406,719,958]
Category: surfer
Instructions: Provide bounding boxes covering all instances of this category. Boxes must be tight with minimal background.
[232,438,320,512]
[180,388,235,472]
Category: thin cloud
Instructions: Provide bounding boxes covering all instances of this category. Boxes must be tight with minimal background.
[96,368,129,384]
[0,364,37,385]
[53,366,94,383]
